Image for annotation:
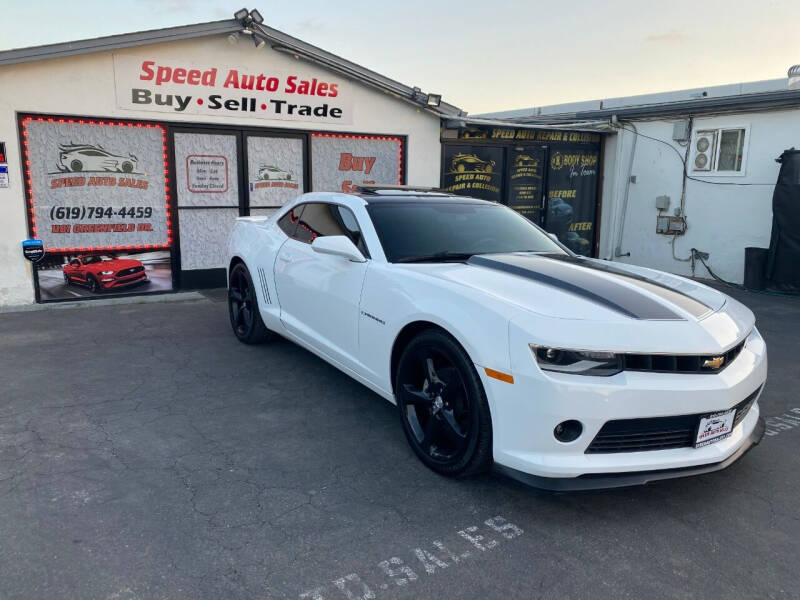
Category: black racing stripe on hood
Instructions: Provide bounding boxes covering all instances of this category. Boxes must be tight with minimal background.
[540,253,713,319]
[468,254,685,320]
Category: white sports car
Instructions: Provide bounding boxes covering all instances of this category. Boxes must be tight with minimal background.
[258,165,293,181]
[227,187,767,489]
[58,144,138,173]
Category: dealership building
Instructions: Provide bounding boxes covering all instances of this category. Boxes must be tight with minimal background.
[1,11,797,307]
[0,12,465,305]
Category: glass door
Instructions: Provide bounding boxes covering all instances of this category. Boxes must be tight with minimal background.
[506,146,546,224]
[173,130,242,283]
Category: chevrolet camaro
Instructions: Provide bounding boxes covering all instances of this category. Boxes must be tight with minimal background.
[226,187,766,489]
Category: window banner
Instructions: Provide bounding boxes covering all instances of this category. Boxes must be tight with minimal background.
[20,116,172,253]
[311,133,403,193]
[544,144,600,256]
[247,136,304,208]
[441,145,504,202]
[36,250,173,301]
[507,147,545,223]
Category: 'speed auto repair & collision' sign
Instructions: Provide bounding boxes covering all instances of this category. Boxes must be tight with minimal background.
[113,55,353,125]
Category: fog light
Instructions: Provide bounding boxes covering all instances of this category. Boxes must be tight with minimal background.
[554,420,583,443]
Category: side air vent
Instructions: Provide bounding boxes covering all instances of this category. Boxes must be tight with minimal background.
[256,267,271,304]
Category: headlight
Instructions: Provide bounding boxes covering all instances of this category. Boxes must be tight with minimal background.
[531,345,623,376]
[100,270,115,275]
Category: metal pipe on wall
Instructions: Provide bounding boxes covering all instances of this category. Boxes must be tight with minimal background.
[613,118,636,258]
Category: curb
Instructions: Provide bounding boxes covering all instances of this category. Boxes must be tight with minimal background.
[0,291,209,314]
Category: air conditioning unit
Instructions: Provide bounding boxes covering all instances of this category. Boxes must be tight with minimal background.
[693,130,717,171]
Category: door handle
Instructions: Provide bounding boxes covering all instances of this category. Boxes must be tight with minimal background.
[278,254,291,262]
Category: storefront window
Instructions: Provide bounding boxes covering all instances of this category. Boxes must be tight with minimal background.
[544,145,600,256]
[311,133,403,193]
[441,145,504,202]
[20,115,174,301]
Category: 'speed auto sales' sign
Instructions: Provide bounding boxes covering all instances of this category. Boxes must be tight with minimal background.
[113,54,353,125]
[21,116,171,253]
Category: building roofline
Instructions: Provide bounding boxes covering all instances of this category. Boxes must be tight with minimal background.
[476,79,800,124]
[512,88,800,122]
[0,18,463,116]
[0,20,242,66]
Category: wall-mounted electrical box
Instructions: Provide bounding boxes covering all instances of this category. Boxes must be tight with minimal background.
[656,215,686,235]
[672,120,691,143]
[655,195,670,211]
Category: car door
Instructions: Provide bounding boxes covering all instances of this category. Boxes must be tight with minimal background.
[274,202,369,369]
[65,258,82,282]
[75,258,90,283]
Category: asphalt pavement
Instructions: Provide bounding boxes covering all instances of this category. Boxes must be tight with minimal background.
[0,284,797,599]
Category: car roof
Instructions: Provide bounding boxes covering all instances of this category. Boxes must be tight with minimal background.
[357,192,496,206]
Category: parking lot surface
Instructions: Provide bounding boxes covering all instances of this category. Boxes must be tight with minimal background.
[0,285,798,599]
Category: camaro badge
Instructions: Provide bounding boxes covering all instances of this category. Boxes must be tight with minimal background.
[703,356,726,369]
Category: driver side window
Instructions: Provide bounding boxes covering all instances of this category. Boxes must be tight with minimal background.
[292,203,369,257]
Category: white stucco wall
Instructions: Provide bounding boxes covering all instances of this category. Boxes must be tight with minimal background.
[0,35,442,306]
[598,109,796,283]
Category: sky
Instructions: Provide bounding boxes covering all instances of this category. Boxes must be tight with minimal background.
[1,0,797,114]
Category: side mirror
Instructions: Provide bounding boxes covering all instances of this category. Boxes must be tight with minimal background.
[547,232,559,242]
[311,235,366,263]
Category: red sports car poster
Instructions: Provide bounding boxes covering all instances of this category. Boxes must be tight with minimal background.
[35,249,172,301]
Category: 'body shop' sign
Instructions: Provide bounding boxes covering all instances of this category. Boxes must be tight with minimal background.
[113,54,353,124]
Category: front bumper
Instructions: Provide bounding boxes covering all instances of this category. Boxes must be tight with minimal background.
[479,327,768,488]
[495,416,765,490]
[101,272,148,289]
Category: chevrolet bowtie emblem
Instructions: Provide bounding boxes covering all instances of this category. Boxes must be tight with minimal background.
[703,356,725,369]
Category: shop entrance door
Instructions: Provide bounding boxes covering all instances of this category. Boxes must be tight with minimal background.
[173,129,243,288]
[506,146,547,225]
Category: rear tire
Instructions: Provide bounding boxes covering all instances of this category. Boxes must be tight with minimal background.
[395,329,492,477]
[228,263,273,344]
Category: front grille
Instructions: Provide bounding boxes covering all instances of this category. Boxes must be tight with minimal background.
[117,266,145,277]
[621,340,745,374]
[585,386,762,454]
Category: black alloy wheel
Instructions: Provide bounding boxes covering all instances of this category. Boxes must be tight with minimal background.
[121,161,134,173]
[70,159,83,172]
[228,263,272,344]
[87,275,99,293]
[63,273,71,285]
[395,330,492,477]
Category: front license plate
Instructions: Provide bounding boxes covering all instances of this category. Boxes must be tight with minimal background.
[694,408,736,448]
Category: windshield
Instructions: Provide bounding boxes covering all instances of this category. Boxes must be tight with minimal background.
[82,255,114,264]
[367,201,567,263]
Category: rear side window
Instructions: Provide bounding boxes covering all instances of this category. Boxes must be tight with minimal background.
[277,205,304,238]
[293,203,370,257]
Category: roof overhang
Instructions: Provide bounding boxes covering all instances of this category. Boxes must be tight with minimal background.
[0,17,463,117]
[441,114,614,133]
[510,89,800,123]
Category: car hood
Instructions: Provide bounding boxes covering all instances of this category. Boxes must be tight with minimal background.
[90,259,141,271]
[400,252,752,353]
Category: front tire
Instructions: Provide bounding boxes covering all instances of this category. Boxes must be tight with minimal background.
[87,275,100,294]
[228,263,273,344]
[395,330,492,477]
